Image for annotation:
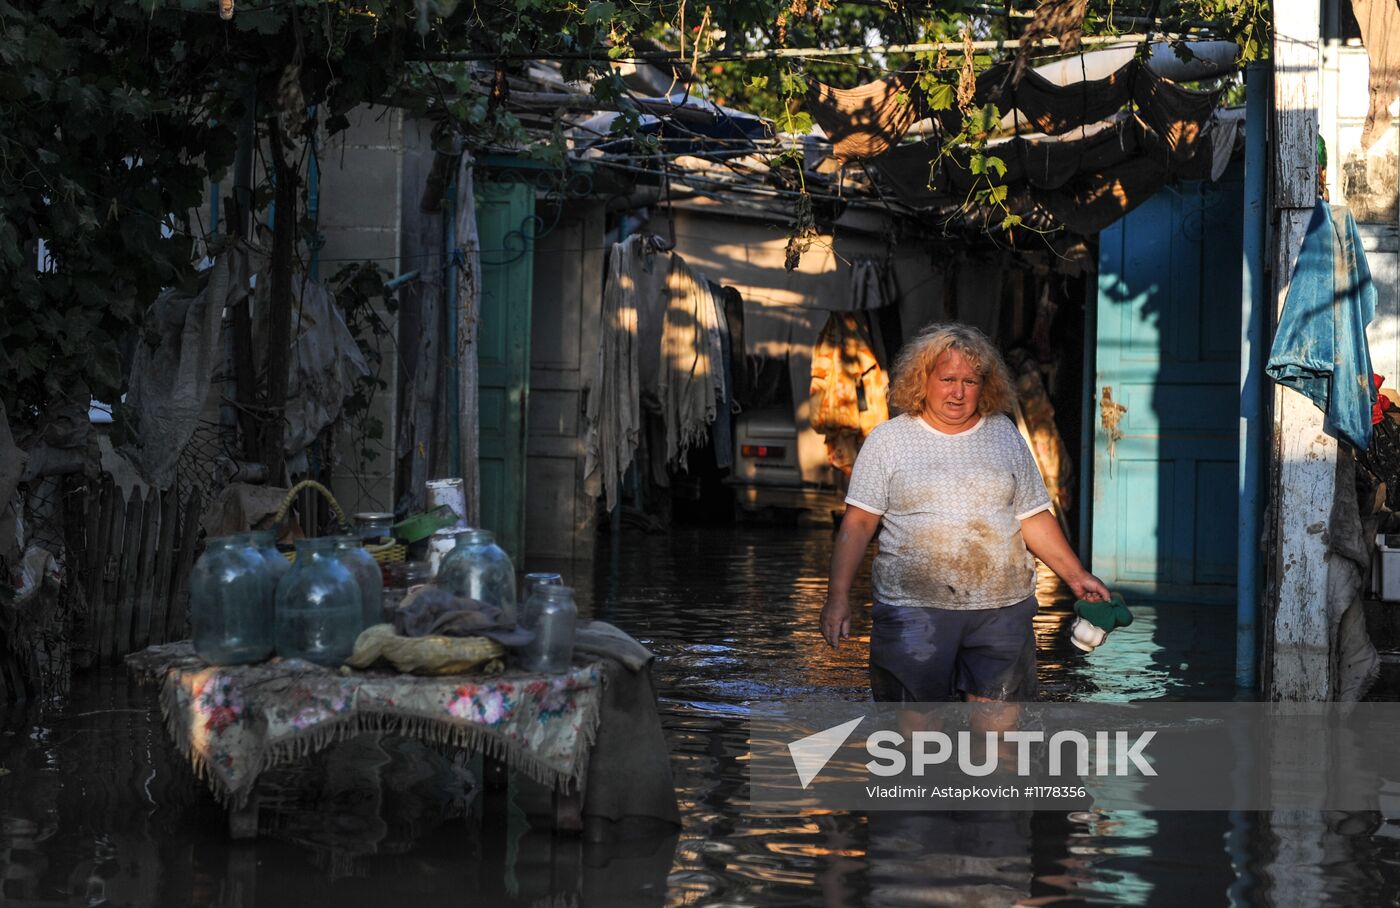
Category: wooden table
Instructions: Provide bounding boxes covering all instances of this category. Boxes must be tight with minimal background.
[126,642,605,838]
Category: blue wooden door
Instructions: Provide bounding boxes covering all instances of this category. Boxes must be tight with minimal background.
[1093,170,1243,603]
[475,180,535,562]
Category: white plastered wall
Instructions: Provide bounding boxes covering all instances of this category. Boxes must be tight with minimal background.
[1320,34,1400,385]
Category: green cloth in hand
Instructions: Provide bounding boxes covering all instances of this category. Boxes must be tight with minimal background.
[1074,593,1132,632]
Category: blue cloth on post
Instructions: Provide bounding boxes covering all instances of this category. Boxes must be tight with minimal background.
[1266,201,1378,450]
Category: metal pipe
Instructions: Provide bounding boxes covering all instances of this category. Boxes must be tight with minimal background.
[385,269,422,291]
[445,171,462,478]
[1078,274,1097,566]
[1236,62,1269,693]
[413,33,1155,63]
[308,107,322,281]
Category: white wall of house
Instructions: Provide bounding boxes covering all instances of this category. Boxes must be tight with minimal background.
[1320,33,1400,383]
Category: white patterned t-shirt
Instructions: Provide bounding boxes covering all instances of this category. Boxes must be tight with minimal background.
[845,413,1051,610]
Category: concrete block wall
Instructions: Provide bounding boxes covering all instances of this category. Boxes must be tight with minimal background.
[317,106,407,516]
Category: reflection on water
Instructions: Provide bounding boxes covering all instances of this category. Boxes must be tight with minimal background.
[0,524,1397,905]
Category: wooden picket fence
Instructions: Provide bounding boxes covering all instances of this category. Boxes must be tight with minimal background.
[83,477,203,665]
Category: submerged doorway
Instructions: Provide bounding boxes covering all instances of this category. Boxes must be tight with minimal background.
[1091,169,1245,604]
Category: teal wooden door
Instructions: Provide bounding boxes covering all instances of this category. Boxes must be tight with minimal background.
[475,180,535,562]
[1093,170,1243,603]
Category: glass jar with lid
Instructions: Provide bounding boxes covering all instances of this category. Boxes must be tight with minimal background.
[275,537,362,667]
[191,535,274,665]
[520,572,563,631]
[352,512,396,544]
[522,585,577,674]
[435,529,517,622]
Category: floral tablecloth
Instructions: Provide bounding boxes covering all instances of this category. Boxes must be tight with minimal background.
[126,642,605,809]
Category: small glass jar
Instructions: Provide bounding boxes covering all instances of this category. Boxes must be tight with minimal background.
[382,561,432,618]
[333,536,384,630]
[520,572,563,631]
[191,535,274,665]
[436,529,517,622]
[353,512,395,543]
[275,537,362,667]
[522,585,577,674]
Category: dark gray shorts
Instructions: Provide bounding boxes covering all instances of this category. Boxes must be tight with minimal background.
[869,594,1038,702]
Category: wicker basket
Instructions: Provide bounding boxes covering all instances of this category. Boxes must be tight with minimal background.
[273,480,404,564]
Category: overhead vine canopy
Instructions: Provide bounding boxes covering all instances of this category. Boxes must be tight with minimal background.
[0,0,1267,438]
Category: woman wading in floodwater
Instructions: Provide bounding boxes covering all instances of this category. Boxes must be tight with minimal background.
[821,323,1109,706]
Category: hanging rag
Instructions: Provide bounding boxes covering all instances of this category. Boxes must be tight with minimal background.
[708,281,736,471]
[584,237,647,511]
[1266,201,1378,451]
[1325,447,1381,700]
[630,237,676,411]
[809,311,890,477]
[807,72,926,161]
[850,258,891,311]
[276,278,371,461]
[123,248,249,487]
[658,256,721,468]
[720,285,750,407]
[1351,0,1400,152]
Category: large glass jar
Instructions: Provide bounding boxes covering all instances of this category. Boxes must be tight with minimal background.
[244,529,291,589]
[520,572,563,631]
[334,536,384,630]
[435,529,517,622]
[275,537,362,667]
[190,535,274,665]
[522,586,577,674]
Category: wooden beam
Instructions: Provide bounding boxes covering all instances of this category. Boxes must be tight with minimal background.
[1267,0,1330,701]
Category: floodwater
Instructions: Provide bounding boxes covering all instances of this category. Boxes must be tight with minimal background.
[2,524,1399,906]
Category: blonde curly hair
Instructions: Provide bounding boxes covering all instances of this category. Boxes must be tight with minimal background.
[888,323,1015,417]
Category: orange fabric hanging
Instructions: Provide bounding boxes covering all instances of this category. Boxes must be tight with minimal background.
[809,312,890,477]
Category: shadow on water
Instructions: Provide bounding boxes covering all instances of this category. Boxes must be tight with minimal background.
[2,524,1399,905]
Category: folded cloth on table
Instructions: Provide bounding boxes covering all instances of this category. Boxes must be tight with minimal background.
[393,587,534,647]
[346,624,506,676]
[574,620,654,673]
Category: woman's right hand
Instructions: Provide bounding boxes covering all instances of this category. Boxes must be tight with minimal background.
[821,598,851,649]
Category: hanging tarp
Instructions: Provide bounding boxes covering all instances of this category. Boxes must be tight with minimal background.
[575,94,773,160]
[871,100,1229,235]
[805,72,926,161]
